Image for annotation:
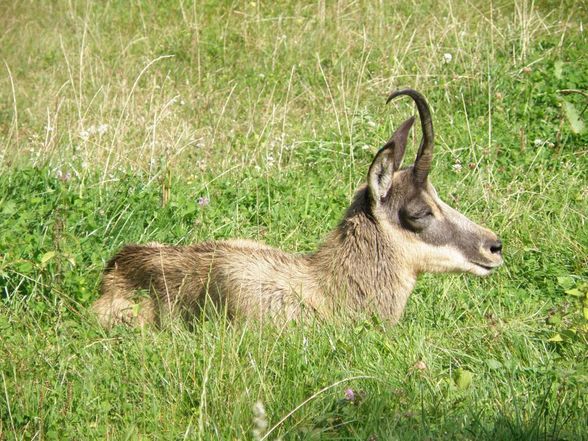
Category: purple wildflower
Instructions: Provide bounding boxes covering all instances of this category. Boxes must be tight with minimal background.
[56,170,71,182]
[198,196,210,207]
[344,388,355,402]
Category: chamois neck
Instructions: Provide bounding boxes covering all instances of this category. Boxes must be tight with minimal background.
[308,187,416,322]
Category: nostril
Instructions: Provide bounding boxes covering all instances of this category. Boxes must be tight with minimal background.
[490,240,503,254]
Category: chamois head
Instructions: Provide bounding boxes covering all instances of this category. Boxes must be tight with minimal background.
[367,89,503,277]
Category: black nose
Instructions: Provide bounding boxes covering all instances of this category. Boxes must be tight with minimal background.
[489,240,503,254]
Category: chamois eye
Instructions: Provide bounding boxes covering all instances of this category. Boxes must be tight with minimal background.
[409,209,433,220]
[399,206,434,232]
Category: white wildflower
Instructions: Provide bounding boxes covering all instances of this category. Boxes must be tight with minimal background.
[533,138,543,146]
[97,124,109,135]
[80,125,103,140]
[452,161,462,173]
[252,401,268,441]
[443,53,453,64]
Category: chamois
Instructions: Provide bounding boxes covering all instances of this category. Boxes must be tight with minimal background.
[93,89,503,327]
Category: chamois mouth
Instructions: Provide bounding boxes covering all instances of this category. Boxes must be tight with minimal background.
[472,262,501,272]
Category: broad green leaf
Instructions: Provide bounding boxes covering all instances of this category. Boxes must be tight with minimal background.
[583,307,588,321]
[2,201,16,215]
[565,288,583,297]
[554,60,564,79]
[181,205,196,217]
[453,368,473,390]
[562,100,586,134]
[547,314,562,325]
[40,251,56,266]
[486,359,503,370]
[16,261,33,273]
[548,333,564,342]
[557,276,575,290]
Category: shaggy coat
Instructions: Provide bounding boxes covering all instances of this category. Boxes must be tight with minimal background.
[93,90,503,327]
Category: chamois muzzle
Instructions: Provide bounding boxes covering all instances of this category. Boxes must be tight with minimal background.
[489,239,503,255]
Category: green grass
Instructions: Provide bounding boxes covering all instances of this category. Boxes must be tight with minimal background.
[1,1,588,439]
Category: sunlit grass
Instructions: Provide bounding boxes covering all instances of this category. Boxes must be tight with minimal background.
[1,1,587,439]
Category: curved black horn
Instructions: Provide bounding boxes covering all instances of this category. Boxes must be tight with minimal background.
[386,89,434,184]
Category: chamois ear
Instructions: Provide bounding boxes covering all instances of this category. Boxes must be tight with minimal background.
[368,116,415,203]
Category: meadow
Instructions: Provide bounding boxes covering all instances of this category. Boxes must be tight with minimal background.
[1,1,587,439]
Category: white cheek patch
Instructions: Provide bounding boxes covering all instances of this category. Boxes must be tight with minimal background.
[411,243,472,273]
[377,217,474,274]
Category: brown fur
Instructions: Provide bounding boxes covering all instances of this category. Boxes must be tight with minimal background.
[93,90,503,328]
